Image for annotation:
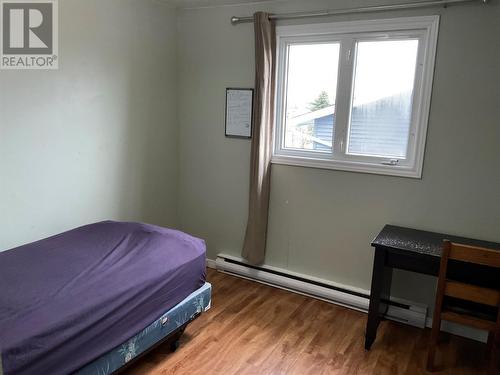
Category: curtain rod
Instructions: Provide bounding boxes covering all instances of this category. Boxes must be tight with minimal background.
[230,0,488,24]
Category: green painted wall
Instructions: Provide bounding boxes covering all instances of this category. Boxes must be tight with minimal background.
[176,0,500,307]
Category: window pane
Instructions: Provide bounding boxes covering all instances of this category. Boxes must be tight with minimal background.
[348,40,419,158]
[284,43,340,152]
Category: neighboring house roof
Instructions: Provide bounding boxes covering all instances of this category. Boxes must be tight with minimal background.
[289,105,335,127]
[287,105,335,149]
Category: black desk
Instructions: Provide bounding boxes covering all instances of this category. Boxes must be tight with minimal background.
[365,225,500,350]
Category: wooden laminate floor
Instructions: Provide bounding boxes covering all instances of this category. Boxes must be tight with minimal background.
[124,269,491,375]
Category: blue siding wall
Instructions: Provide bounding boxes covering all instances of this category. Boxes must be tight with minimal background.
[311,93,412,156]
[313,114,335,151]
[349,93,412,157]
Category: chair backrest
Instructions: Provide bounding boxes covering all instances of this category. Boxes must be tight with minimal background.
[429,241,500,374]
[446,241,500,268]
[440,240,500,308]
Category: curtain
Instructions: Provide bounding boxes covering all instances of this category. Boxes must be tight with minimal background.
[241,12,276,265]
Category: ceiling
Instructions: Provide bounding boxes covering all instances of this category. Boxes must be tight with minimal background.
[165,0,288,9]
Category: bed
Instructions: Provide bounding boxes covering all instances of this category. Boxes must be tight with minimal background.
[0,221,211,375]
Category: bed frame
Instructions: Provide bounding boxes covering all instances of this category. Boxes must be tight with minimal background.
[74,282,212,375]
[112,312,200,374]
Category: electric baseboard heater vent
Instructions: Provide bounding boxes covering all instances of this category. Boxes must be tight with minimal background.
[215,253,428,329]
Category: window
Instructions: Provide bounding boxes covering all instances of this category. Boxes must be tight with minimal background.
[274,16,440,178]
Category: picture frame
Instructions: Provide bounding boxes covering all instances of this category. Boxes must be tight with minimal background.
[225,88,254,139]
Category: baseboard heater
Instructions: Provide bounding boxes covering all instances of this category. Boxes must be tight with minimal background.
[215,253,428,329]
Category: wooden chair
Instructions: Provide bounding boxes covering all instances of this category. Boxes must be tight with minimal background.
[427,240,500,374]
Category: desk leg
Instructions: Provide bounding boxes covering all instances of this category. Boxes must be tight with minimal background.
[365,247,393,350]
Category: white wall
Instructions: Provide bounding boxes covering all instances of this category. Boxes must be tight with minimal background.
[1,0,498,309]
[0,0,178,250]
[177,0,500,306]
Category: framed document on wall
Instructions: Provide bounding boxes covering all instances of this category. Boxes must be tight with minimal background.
[225,88,254,138]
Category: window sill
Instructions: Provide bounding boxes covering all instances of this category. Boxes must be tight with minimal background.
[271,155,422,179]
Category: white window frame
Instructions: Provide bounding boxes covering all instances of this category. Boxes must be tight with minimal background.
[273,16,440,178]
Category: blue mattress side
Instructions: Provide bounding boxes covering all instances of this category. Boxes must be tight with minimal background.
[75,282,212,375]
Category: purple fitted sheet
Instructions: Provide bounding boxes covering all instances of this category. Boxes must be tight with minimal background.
[0,221,206,375]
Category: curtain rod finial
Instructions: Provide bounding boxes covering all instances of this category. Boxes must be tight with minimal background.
[231,16,240,25]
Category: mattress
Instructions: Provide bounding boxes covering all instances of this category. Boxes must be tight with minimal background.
[76,282,211,375]
[0,221,206,375]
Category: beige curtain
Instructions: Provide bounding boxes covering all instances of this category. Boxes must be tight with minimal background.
[242,12,276,265]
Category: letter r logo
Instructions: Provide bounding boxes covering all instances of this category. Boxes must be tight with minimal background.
[0,0,58,69]
[2,2,53,54]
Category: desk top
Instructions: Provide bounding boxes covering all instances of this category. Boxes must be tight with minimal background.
[372,225,500,257]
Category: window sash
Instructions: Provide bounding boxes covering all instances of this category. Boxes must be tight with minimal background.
[274,16,440,178]
[282,41,341,153]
